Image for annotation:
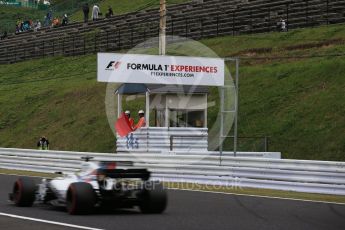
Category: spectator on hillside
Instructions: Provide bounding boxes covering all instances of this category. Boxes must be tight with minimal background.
[47,9,53,19]
[44,10,53,26]
[29,20,34,30]
[43,16,50,27]
[105,6,114,18]
[34,19,41,31]
[52,17,60,28]
[22,20,32,31]
[15,19,21,33]
[82,3,90,23]
[37,136,49,150]
[92,4,101,21]
[281,19,287,32]
[43,15,47,27]
[0,31,7,40]
[62,14,68,26]
[278,18,287,32]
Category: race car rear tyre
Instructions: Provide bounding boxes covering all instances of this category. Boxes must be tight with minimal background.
[139,181,167,214]
[66,182,96,215]
[12,177,36,207]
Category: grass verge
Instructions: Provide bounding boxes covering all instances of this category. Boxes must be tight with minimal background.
[165,182,345,204]
[0,168,56,178]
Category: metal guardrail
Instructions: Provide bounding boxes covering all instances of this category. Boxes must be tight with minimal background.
[0,148,344,195]
[117,127,209,152]
[170,135,207,151]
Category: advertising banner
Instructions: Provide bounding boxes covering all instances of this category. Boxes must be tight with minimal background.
[97,53,224,86]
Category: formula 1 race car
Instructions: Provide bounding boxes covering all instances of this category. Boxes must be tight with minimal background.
[9,157,167,215]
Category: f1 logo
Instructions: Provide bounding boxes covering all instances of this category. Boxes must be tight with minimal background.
[106,61,121,70]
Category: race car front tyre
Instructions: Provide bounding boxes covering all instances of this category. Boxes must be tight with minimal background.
[12,177,36,207]
[66,182,96,215]
[139,181,167,214]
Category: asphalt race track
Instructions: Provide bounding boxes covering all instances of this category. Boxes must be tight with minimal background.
[0,174,344,230]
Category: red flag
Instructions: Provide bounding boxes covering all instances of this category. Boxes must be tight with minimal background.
[115,112,133,137]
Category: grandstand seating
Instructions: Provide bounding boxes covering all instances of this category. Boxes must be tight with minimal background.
[0,0,344,64]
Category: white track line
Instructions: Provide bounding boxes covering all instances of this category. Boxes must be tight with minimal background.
[169,188,345,206]
[0,212,104,230]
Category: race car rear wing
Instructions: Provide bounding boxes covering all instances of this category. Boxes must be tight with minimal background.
[99,161,133,169]
[98,168,151,181]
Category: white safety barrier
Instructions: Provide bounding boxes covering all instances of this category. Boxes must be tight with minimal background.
[0,148,344,195]
[116,127,209,152]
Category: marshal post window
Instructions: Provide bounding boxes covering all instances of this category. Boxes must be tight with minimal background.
[169,109,205,128]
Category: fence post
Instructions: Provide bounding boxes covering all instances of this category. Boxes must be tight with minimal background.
[23,46,26,61]
[216,13,219,36]
[306,0,309,26]
[185,17,188,39]
[94,33,97,53]
[106,31,109,51]
[52,40,55,56]
[286,4,289,31]
[73,36,75,55]
[62,38,65,55]
[171,15,174,37]
[237,7,241,35]
[232,10,235,36]
[268,7,271,32]
[6,47,9,63]
[250,9,253,33]
[32,42,35,59]
[131,28,133,47]
[143,27,146,47]
[42,40,45,57]
[326,0,329,25]
[264,137,269,152]
[170,136,173,151]
[157,26,160,44]
[200,17,203,39]
[118,29,121,50]
[83,36,86,55]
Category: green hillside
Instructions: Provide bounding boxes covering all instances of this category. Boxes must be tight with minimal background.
[1,24,345,160]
